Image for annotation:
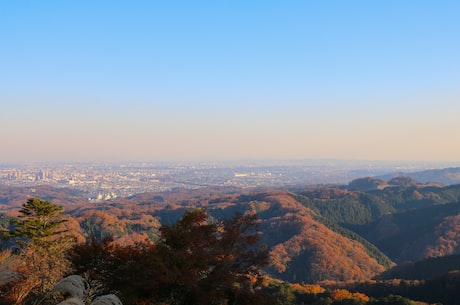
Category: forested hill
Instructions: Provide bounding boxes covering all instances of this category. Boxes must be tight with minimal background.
[295,182,460,263]
[3,179,460,284]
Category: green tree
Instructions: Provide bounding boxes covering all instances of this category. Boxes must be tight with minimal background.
[6,198,74,304]
[11,198,68,242]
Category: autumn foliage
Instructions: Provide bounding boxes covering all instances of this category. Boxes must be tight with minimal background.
[68,209,270,305]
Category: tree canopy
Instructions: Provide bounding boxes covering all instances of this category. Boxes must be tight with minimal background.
[69,209,270,305]
[11,198,68,242]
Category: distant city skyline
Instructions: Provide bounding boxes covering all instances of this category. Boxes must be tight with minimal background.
[1,1,459,163]
[2,160,460,199]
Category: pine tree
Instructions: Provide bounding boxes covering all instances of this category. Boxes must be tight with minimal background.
[6,198,75,304]
[12,198,68,243]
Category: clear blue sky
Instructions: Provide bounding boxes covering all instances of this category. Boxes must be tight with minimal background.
[1,1,459,162]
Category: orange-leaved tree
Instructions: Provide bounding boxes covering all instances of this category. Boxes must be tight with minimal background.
[69,208,270,305]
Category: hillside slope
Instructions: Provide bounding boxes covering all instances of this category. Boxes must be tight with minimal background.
[362,202,460,263]
[220,192,389,282]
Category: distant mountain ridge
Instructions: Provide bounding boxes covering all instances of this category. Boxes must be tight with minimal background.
[377,167,460,185]
[347,175,445,192]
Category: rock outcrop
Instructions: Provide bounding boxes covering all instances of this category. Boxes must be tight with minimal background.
[49,275,122,305]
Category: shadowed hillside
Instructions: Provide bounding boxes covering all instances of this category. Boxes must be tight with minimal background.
[362,202,460,263]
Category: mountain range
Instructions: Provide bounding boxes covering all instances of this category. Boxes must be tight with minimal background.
[2,167,460,285]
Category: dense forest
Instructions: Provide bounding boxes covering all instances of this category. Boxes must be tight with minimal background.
[2,177,460,304]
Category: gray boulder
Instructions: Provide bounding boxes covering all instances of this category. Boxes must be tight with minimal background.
[51,275,90,299]
[56,297,85,305]
[91,294,123,305]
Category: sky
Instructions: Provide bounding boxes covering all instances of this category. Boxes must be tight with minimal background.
[1,1,459,163]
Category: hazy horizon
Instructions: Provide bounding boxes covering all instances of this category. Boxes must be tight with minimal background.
[2,1,459,163]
